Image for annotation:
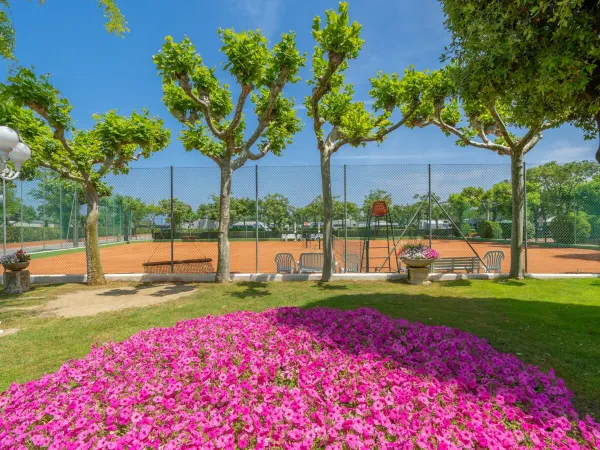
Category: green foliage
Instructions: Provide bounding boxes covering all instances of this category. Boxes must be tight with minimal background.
[311,2,363,63]
[259,194,292,230]
[439,0,600,150]
[154,28,305,166]
[589,216,600,239]
[529,161,600,216]
[307,2,423,148]
[453,222,472,238]
[575,177,600,216]
[1,68,170,196]
[478,220,502,239]
[158,198,194,228]
[549,213,592,244]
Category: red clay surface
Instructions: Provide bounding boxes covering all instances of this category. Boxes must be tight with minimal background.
[27,239,599,275]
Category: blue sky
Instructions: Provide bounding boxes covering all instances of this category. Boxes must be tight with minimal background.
[1,0,597,171]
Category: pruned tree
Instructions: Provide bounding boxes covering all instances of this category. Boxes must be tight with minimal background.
[1,68,170,284]
[307,2,424,281]
[438,0,600,163]
[154,29,305,282]
[1,0,128,59]
[408,67,566,278]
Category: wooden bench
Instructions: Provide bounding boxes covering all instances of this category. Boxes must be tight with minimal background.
[432,257,481,273]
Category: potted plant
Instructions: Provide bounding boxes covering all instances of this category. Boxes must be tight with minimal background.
[398,243,439,285]
[1,250,31,271]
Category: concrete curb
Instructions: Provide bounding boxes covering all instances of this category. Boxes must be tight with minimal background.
[0,272,596,285]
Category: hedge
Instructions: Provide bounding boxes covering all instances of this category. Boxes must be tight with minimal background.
[5,226,62,243]
[549,213,591,244]
[478,220,503,239]
[453,223,472,238]
[499,222,535,239]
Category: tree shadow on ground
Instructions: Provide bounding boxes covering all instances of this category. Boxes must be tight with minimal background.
[229,282,271,299]
[312,282,348,291]
[271,291,600,418]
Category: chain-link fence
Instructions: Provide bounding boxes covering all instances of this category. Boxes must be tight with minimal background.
[2,163,598,275]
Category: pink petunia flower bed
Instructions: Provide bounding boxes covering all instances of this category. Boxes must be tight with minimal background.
[1,308,599,449]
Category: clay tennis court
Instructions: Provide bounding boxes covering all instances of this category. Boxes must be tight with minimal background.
[27,239,599,274]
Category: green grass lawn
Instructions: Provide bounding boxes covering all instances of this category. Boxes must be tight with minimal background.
[0,279,599,417]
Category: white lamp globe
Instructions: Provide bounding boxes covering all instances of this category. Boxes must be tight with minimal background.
[0,126,19,158]
[9,142,31,171]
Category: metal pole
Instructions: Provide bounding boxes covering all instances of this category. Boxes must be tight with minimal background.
[170,166,174,274]
[255,165,259,273]
[428,164,432,249]
[344,164,347,272]
[73,184,79,248]
[20,180,23,251]
[42,194,46,251]
[59,184,63,247]
[2,179,6,254]
[523,162,528,273]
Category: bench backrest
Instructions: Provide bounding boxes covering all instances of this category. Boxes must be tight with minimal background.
[434,257,480,269]
[299,253,324,270]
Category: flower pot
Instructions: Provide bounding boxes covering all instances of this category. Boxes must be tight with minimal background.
[400,258,433,268]
[400,258,433,285]
[3,261,30,272]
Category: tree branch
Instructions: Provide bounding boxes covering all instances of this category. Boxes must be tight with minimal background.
[38,161,84,182]
[177,74,225,140]
[432,102,511,155]
[227,84,252,137]
[310,52,344,151]
[488,103,515,148]
[244,68,290,151]
[232,142,271,170]
[28,103,78,161]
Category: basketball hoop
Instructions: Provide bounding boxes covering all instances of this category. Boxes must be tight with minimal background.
[371,200,388,217]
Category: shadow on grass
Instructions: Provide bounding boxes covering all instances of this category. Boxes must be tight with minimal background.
[96,284,196,298]
[280,291,600,417]
[229,282,271,299]
[312,282,348,291]
[443,280,472,287]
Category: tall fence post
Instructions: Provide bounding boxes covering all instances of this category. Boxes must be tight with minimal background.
[344,164,347,272]
[255,165,259,274]
[2,179,6,255]
[523,162,528,273]
[59,183,63,248]
[42,189,46,251]
[73,184,79,248]
[20,180,23,251]
[428,164,432,249]
[170,166,174,274]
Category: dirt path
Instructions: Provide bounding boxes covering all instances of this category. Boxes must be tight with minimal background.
[40,284,197,318]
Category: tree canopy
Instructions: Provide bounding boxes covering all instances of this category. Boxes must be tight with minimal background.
[438,0,600,162]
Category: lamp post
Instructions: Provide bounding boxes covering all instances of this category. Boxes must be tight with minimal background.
[0,126,32,254]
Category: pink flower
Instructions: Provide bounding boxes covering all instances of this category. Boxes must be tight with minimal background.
[0,308,597,449]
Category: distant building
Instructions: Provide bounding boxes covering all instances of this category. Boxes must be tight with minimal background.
[230,221,271,231]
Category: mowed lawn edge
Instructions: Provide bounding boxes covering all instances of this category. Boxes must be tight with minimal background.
[0,279,598,417]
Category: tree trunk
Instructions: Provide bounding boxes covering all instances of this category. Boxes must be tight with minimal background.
[320,149,335,281]
[509,149,525,279]
[216,162,233,283]
[85,185,106,285]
